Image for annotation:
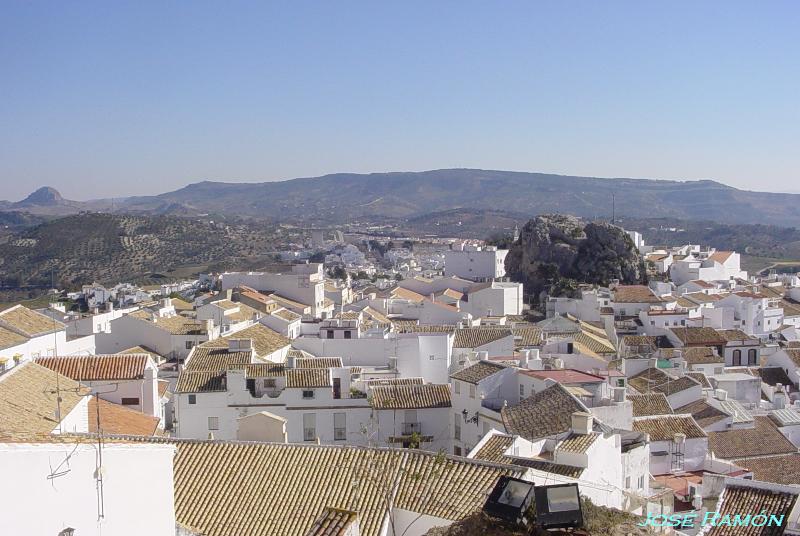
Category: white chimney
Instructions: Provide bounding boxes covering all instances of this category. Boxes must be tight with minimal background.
[570,412,593,435]
[613,386,626,403]
[519,349,529,368]
[715,389,728,401]
[774,388,786,410]
[527,349,543,370]
[553,358,564,370]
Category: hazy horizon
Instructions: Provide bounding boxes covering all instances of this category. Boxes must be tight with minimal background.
[2,2,798,200]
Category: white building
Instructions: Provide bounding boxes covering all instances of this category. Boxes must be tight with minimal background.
[444,245,508,281]
[669,250,747,286]
[0,439,176,536]
[220,263,329,317]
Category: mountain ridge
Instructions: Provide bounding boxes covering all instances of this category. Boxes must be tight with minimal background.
[2,169,799,227]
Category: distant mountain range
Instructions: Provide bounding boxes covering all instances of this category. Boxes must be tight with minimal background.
[2,169,800,227]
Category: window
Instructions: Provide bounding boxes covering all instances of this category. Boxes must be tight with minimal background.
[732,349,742,366]
[263,378,276,388]
[188,394,197,405]
[748,349,757,365]
[454,446,462,456]
[454,413,461,440]
[121,397,140,405]
[638,475,645,489]
[625,476,631,488]
[334,413,346,441]
[454,381,460,395]
[519,384,525,397]
[344,330,352,339]
[208,416,219,430]
[327,330,334,339]
[469,384,476,399]
[185,341,194,350]
[303,413,316,441]
[302,389,315,399]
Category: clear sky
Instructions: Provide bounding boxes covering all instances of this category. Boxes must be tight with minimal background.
[1,1,798,200]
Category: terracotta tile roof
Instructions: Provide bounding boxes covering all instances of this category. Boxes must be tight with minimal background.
[708,416,797,459]
[245,363,286,378]
[88,397,160,436]
[364,377,424,387]
[169,441,519,536]
[0,305,65,337]
[273,308,301,321]
[717,329,757,342]
[612,285,663,303]
[304,507,358,536]
[556,432,599,453]
[390,287,426,303]
[627,393,674,417]
[176,371,227,393]
[707,250,734,263]
[393,323,456,334]
[201,323,290,358]
[684,292,724,304]
[685,371,712,389]
[502,384,586,441]
[129,310,207,335]
[505,456,585,478]
[287,369,331,388]
[296,357,344,369]
[119,345,165,361]
[662,346,723,365]
[453,327,512,348]
[622,335,660,352]
[512,326,543,346]
[669,327,726,345]
[628,368,701,396]
[370,384,452,410]
[35,354,150,381]
[522,369,605,384]
[632,415,706,441]
[472,434,515,463]
[741,454,800,486]
[186,347,252,371]
[707,483,797,536]
[0,325,28,350]
[0,362,90,434]
[572,331,616,355]
[268,293,310,311]
[676,400,729,429]
[450,361,506,384]
[157,379,170,399]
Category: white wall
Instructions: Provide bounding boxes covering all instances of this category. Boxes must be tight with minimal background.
[444,248,507,281]
[0,442,175,536]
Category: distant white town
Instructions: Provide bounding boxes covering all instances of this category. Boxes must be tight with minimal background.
[2,227,800,535]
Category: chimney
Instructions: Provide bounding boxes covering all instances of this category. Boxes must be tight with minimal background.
[570,412,593,435]
[527,349,543,370]
[519,349,529,368]
[613,386,626,403]
[774,385,786,409]
[205,319,214,334]
[715,389,728,401]
[553,358,564,370]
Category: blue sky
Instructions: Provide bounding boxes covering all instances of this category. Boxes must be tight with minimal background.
[1,1,798,200]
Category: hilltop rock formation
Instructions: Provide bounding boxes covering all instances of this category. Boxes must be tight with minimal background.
[505,214,645,301]
[16,186,64,206]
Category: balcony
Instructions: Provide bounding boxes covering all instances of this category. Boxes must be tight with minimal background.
[402,422,422,435]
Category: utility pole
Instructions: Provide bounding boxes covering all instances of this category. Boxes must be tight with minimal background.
[611,193,616,224]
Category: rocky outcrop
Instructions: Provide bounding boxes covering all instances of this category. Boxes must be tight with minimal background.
[505,214,645,301]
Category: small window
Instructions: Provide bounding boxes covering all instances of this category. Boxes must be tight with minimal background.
[344,330,352,339]
[327,330,334,339]
[625,476,631,488]
[302,390,315,399]
[454,381,460,395]
[469,384,476,399]
[188,394,197,405]
[519,384,525,397]
[121,397,140,406]
[208,416,219,430]
[185,341,194,350]
[454,446,462,456]
[334,412,346,440]
[263,378,276,388]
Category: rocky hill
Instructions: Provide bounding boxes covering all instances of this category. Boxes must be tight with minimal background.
[0,213,284,288]
[505,214,645,301]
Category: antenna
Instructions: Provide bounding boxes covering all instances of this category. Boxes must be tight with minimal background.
[611,192,616,224]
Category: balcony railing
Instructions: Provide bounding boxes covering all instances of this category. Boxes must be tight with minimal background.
[402,422,422,435]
